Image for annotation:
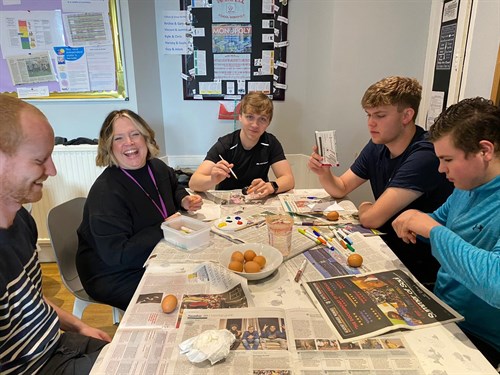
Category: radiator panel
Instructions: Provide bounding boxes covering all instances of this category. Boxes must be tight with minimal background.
[32,145,104,241]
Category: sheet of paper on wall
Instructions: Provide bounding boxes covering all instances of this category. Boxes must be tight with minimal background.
[315,130,339,167]
[7,52,57,85]
[194,50,207,76]
[212,24,252,54]
[17,86,49,99]
[61,0,109,13]
[214,53,251,80]
[53,46,91,92]
[199,81,222,95]
[212,0,250,23]
[191,0,211,8]
[262,0,274,13]
[260,50,274,76]
[87,45,116,91]
[162,11,192,55]
[426,91,445,128]
[248,81,270,94]
[63,12,113,47]
[0,10,65,57]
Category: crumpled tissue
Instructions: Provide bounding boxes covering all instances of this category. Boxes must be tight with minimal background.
[179,329,235,365]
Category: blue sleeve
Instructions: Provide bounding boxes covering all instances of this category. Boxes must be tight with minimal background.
[430,225,500,308]
[429,193,453,225]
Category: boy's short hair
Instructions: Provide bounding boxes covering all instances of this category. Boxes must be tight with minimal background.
[361,76,422,121]
[429,97,500,156]
[240,92,273,122]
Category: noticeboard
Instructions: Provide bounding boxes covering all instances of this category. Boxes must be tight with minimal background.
[180,0,289,101]
[0,0,127,100]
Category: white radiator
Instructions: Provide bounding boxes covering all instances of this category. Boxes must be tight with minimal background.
[32,145,104,248]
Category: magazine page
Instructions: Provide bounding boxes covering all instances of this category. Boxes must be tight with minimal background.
[119,262,254,330]
[285,232,399,283]
[302,269,463,342]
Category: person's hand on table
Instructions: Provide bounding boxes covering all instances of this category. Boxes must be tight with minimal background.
[182,194,203,211]
[308,145,331,177]
[392,209,441,244]
[246,178,273,197]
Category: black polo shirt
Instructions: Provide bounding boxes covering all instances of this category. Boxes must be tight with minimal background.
[205,130,286,190]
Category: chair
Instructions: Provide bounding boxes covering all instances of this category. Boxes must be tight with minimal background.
[47,197,122,325]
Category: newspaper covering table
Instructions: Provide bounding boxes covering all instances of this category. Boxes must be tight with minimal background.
[90,190,498,375]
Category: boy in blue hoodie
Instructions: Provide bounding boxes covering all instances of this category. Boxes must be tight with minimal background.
[392,97,500,367]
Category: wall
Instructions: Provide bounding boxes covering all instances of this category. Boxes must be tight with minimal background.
[460,0,500,99]
[156,0,433,205]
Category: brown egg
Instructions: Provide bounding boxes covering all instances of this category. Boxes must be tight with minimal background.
[326,211,340,221]
[244,260,261,273]
[253,255,266,269]
[228,260,244,272]
[347,253,363,268]
[244,249,256,262]
[231,251,245,263]
[161,294,178,314]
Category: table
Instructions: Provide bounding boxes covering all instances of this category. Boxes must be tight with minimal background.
[90,189,497,375]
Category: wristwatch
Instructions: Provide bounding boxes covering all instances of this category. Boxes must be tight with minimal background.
[270,181,279,194]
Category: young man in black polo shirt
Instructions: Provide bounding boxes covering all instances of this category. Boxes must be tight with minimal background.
[189,92,294,197]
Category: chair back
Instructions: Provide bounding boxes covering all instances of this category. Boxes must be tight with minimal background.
[47,197,87,295]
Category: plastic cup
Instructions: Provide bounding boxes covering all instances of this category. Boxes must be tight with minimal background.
[266,214,294,256]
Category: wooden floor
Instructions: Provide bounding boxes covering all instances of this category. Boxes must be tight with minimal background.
[41,262,118,338]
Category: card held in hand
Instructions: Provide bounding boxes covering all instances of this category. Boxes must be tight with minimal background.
[315,130,339,167]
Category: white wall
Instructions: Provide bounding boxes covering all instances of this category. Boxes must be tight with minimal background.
[156,0,433,204]
[461,0,500,99]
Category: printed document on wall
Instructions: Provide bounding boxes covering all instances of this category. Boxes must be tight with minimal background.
[0,10,65,57]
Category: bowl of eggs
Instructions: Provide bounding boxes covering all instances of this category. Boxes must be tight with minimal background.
[219,243,283,281]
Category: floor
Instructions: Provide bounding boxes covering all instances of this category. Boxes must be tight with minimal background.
[41,262,118,339]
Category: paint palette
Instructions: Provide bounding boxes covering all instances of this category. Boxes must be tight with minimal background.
[215,215,248,231]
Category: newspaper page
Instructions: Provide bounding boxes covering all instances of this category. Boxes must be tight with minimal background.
[165,307,426,375]
[91,307,496,375]
[119,262,254,330]
[303,269,463,343]
[6,51,56,85]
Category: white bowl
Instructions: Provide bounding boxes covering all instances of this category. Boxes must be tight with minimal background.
[219,243,283,281]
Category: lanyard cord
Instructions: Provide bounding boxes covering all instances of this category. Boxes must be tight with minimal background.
[120,164,168,219]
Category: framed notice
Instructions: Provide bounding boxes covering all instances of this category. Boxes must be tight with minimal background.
[0,0,127,100]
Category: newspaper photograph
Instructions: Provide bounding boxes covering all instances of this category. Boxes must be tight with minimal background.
[6,51,56,85]
[303,269,463,342]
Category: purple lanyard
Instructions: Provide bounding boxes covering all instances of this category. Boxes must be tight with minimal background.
[120,164,168,219]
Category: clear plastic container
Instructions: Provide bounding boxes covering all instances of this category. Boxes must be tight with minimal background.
[161,216,210,250]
